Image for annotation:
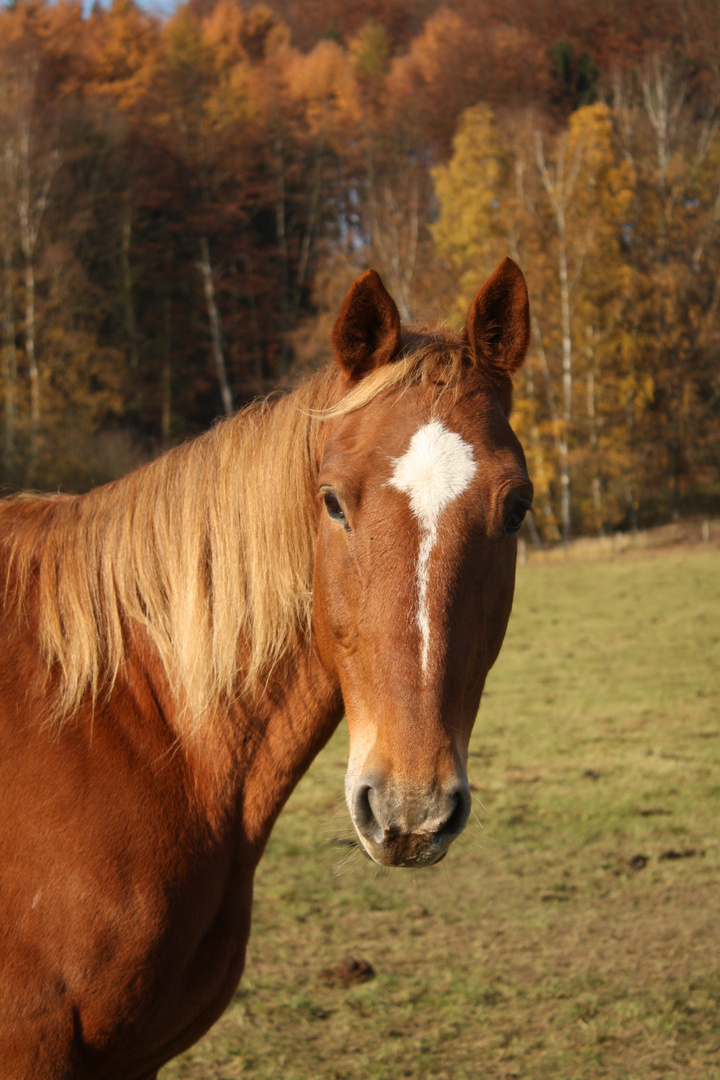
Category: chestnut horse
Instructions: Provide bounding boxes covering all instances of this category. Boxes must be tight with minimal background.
[0,258,532,1078]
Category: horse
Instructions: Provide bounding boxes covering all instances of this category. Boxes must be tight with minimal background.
[0,257,532,1078]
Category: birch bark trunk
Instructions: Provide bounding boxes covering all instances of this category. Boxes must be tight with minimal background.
[16,114,59,482]
[199,234,233,417]
[585,327,604,536]
[535,134,583,545]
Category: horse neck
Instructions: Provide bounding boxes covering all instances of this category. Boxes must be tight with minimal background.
[95,590,343,864]
[0,367,345,856]
[227,648,343,855]
[173,638,342,860]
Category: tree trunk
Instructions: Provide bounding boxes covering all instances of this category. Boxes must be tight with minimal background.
[532,317,565,543]
[585,328,604,536]
[274,136,292,377]
[556,211,573,545]
[365,146,418,321]
[523,354,560,543]
[199,234,233,417]
[243,252,264,388]
[161,294,172,448]
[1,245,17,474]
[121,197,139,371]
[624,376,639,532]
[23,251,39,482]
[16,117,59,484]
[535,134,581,546]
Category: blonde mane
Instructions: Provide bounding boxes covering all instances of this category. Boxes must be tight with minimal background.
[1,329,477,736]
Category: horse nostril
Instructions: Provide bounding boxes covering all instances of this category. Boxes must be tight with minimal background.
[436,785,471,843]
[352,782,381,840]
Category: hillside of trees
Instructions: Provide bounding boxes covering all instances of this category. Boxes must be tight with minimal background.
[1,0,719,539]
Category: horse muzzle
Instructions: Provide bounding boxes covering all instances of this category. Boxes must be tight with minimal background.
[347,772,472,868]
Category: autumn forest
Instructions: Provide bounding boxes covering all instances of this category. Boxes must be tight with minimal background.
[1,0,719,539]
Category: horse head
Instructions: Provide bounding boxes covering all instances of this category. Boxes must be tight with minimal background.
[313,259,533,868]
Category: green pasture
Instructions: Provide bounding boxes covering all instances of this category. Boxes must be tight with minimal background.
[162,545,720,1080]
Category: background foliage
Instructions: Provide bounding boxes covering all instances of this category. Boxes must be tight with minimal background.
[1,0,719,536]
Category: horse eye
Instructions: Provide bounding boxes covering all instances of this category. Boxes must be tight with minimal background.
[323,492,346,525]
[503,498,530,536]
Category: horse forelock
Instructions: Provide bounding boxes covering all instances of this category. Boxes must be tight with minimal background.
[320,324,477,420]
[0,326,487,740]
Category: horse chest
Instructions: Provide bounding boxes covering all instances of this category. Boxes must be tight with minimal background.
[0,686,254,1078]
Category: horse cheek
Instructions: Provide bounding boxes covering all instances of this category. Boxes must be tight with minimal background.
[482,544,519,674]
[311,526,359,680]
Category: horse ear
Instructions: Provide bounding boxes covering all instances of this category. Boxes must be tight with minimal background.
[333,270,402,381]
[463,258,530,380]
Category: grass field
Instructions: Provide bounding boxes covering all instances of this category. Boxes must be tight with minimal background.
[161,543,720,1080]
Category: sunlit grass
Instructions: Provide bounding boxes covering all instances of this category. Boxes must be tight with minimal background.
[162,545,720,1080]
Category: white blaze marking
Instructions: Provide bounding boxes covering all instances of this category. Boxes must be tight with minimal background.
[389,420,477,671]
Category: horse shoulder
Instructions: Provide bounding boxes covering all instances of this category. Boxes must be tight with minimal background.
[0,621,253,1076]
